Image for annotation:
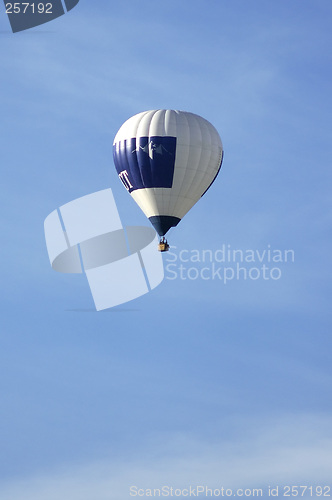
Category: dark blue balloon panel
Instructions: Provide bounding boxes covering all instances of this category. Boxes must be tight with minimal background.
[64,0,79,11]
[114,136,177,193]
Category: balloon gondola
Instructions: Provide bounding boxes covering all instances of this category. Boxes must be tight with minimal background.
[158,237,170,252]
[113,110,223,250]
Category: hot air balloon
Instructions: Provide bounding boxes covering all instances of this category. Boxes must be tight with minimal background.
[113,110,223,251]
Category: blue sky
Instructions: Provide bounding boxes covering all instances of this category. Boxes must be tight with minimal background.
[0,1,331,498]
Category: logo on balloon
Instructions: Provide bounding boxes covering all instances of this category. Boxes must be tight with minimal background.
[114,136,177,194]
[3,0,80,33]
[132,139,174,160]
[118,170,133,191]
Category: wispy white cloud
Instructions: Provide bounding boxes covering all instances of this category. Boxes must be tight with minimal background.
[1,413,332,499]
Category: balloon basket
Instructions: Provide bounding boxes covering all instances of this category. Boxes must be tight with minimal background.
[158,239,170,252]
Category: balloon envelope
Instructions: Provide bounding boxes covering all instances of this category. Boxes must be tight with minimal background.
[113,110,223,236]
